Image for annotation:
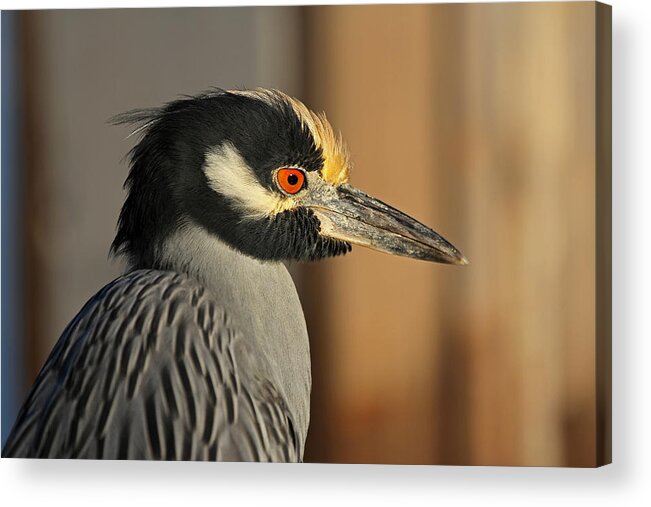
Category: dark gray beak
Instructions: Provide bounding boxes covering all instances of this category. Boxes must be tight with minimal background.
[307,184,468,265]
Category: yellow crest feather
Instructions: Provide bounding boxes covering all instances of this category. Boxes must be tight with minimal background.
[287,97,350,186]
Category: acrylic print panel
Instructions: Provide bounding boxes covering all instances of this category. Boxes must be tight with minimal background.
[1,1,611,466]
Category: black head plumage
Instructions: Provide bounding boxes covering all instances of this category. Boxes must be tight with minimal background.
[110,89,351,268]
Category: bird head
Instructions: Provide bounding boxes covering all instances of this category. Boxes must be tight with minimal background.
[111,89,467,268]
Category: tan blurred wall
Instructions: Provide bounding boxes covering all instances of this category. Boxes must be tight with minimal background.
[302,2,609,466]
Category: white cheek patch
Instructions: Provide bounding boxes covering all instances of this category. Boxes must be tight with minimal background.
[203,142,296,219]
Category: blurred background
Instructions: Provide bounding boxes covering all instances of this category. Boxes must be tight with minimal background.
[1,2,610,466]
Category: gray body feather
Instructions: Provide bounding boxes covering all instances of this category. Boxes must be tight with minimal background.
[3,226,311,461]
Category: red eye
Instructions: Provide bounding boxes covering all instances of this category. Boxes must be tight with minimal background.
[276,168,305,195]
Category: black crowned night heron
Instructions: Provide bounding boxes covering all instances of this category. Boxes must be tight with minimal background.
[3,88,466,461]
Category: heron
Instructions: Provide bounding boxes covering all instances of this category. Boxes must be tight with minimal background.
[3,88,467,461]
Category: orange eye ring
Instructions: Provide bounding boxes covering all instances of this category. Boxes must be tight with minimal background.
[276,168,306,195]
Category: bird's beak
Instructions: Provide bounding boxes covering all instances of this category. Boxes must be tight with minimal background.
[306,184,468,265]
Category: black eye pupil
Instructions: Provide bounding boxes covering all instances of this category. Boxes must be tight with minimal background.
[287,174,299,186]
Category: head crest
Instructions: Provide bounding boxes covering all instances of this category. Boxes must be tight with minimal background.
[287,96,350,186]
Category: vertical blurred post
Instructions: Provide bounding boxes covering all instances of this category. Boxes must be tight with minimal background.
[1,11,26,446]
[302,4,444,464]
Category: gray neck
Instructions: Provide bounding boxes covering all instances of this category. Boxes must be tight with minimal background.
[157,222,311,448]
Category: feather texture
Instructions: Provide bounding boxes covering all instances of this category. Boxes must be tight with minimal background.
[3,270,301,462]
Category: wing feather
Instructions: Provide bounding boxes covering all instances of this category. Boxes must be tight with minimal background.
[2,270,301,462]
